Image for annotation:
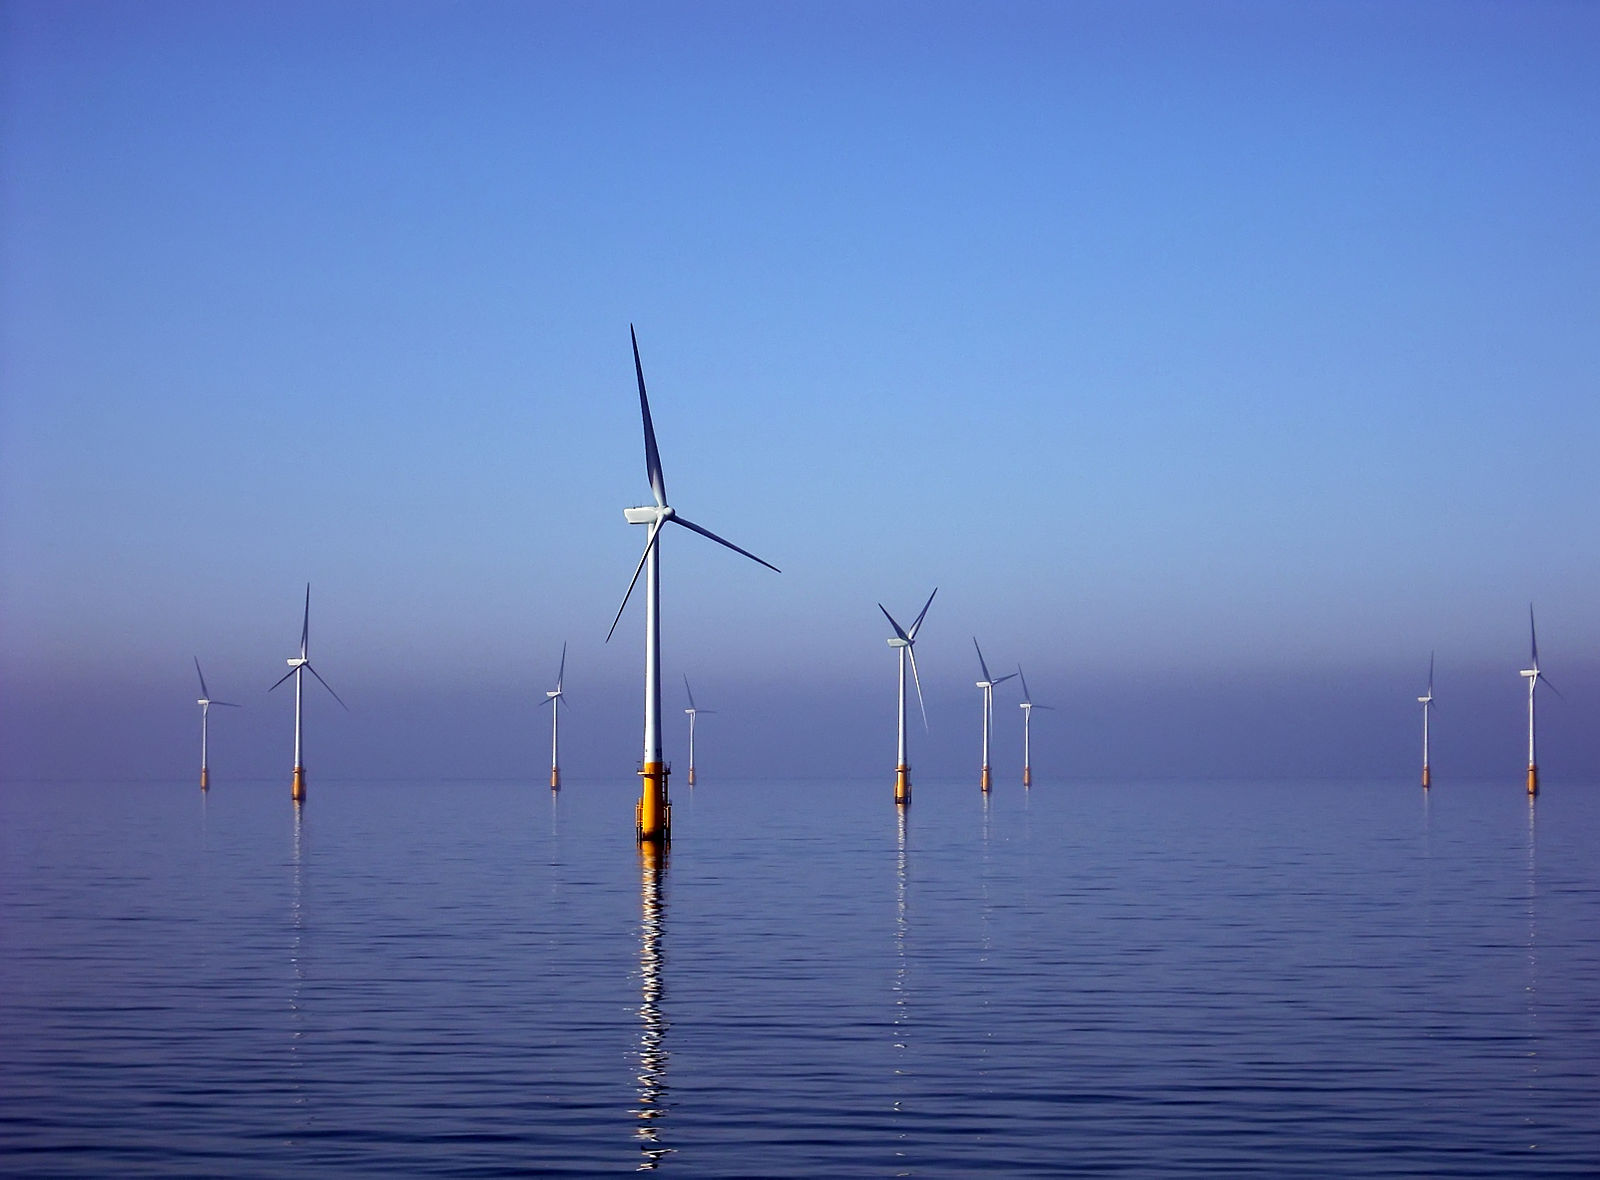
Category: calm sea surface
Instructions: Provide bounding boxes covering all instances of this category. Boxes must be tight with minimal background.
[3,774,1598,1176]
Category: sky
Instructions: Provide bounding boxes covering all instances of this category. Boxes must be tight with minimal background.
[3,0,1596,786]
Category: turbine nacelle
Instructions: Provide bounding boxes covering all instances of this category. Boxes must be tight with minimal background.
[625,505,672,525]
[887,636,910,649]
[287,656,307,669]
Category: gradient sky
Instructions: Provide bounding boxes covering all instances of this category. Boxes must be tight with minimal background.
[3,0,1596,784]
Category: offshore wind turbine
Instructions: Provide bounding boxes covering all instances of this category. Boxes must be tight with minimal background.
[607,325,779,844]
[1417,652,1434,789]
[683,675,715,786]
[194,657,239,791]
[1521,605,1562,796]
[269,584,346,802]
[973,639,1016,792]
[1017,665,1053,788]
[879,588,936,807]
[542,642,568,791]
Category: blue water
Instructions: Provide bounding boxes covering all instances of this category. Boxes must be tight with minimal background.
[3,775,1598,1176]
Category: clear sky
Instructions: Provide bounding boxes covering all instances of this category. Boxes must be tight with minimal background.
[3,0,1596,784]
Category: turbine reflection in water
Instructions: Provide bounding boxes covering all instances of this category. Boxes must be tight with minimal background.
[1525,795,1539,1124]
[635,844,670,1170]
[892,806,910,1171]
[289,801,307,1126]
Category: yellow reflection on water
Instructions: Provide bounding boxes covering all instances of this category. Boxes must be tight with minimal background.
[635,843,670,1170]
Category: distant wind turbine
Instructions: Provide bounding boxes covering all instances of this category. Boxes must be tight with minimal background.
[1521,605,1562,796]
[607,326,779,844]
[1417,652,1434,789]
[194,657,239,791]
[543,642,568,791]
[879,588,936,807]
[1017,665,1053,788]
[683,676,715,786]
[269,584,346,802]
[973,639,1016,792]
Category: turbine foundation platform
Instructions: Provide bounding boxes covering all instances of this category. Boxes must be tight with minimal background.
[1022,765,1031,788]
[551,767,561,791]
[1527,764,1539,796]
[200,767,209,791]
[1421,765,1430,789]
[895,764,910,806]
[687,766,696,786]
[981,765,992,792]
[292,766,306,802]
[637,761,671,844]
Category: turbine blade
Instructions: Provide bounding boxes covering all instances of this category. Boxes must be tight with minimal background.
[1529,604,1539,668]
[268,667,296,693]
[632,324,667,507]
[1539,672,1565,702]
[1017,665,1032,704]
[1034,703,1056,711]
[301,584,311,658]
[907,645,929,732]
[699,709,717,715]
[606,517,664,643]
[306,663,348,711]
[195,657,210,698]
[214,700,241,708]
[1428,650,1434,694]
[993,672,1017,686]
[879,604,910,642]
[670,514,780,573]
[973,637,993,685]
[684,674,697,712]
[540,695,554,707]
[908,587,937,640]
[556,641,567,692]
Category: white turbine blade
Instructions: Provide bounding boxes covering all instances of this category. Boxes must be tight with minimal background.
[669,513,780,573]
[268,667,296,692]
[556,641,567,692]
[195,657,210,698]
[306,663,348,711]
[973,637,994,684]
[907,587,938,640]
[907,646,929,732]
[301,584,311,658]
[606,517,665,643]
[879,604,910,642]
[684,674,697,712]
[631,324,667,508]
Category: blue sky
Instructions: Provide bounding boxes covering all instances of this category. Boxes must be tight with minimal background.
[3,1,1596,783]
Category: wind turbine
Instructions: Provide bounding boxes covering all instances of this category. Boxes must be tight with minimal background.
[683,675,715,786]
[973,639,1016,792]
[607,325,779,844]
[1521,605,1562,796]
[1417,652,1434,789]
[1017,665,1053,788]
[194,657,239,791]
[879,588,936,806]
[542,642,568,791]
[269,584,346,802]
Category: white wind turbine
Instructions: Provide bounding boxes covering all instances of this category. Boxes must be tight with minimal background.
[1417,652,1434,789]
[1521,605,1562,796]
[973,639,1017,792]
[194,657,239,791]
[542,642,568,791]
[607,325,779,844]
[683,675,715,786]
[269,584,346,802]
[1017,665,1053,788]
[879,588,937,807]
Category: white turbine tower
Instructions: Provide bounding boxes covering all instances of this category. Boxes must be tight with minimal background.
[269,584,346,802]
[973,639,1016,792]
[1521,605,1562,796]
[194,657,239,791]
[683,675,715,786]
[542,642,568,791]
[879,588,936,807]
[1017,665,1053,788]
[1417,652,1434,789]
[607,325,779,844]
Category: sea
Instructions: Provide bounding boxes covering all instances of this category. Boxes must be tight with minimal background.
[3,773,1597,1177]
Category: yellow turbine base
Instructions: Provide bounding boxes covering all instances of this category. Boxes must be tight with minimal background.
[1022,765,1031,788]
[638,760,671,844]
[688,766,696,786]
[1421,765,1430,789]
[1527,764,1538,796]
[551,767,561,791]
[200,767,209,791]
[895,764,911,806]
[981,765,992,793]
[292,766,306,802]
